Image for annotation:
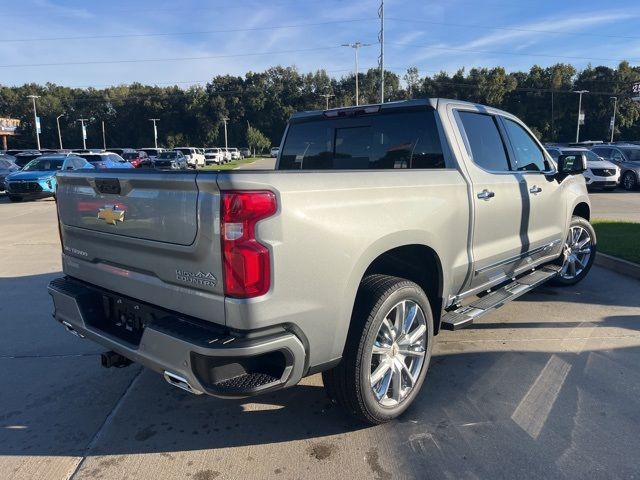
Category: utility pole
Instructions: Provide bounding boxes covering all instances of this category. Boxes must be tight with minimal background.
[342,41,371,106]
[149,118,160,148]
[378,0,385,103]
[222,117,229,151]
[56,114,64,150]
[610,96,618,143]
[101,121,106,150]
[77,118,88,150]
[320,93,334,110]
[573,90,588,143]
[27,95,41,150]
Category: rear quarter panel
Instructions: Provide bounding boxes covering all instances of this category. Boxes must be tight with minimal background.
[216,169,470,368]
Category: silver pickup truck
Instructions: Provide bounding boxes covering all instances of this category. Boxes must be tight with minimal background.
[49,99,595,424]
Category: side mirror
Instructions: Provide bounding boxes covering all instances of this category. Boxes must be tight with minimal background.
[557,153,587,175]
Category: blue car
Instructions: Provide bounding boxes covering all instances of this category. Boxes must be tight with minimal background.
[4,154,91,202]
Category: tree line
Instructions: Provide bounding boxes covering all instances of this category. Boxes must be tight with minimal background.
[2,61,640,151]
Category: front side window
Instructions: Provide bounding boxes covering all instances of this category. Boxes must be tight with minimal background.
[458,111,510,172]
[611,149,625,161]
[502,118,549,172]
[279,110,445,170]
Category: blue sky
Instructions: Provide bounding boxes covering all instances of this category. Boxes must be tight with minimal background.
[1,0,639,87]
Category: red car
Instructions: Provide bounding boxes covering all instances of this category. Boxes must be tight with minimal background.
[122,150,151,168]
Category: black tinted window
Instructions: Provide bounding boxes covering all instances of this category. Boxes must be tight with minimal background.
[279,110,445,170]
[458,112,509,171]
[591,147,611,158]
[503,118,549,172]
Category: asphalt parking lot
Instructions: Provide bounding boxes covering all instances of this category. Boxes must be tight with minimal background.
[1,192,639,480]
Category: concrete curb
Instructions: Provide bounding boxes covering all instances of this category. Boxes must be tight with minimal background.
[595,252,640,281]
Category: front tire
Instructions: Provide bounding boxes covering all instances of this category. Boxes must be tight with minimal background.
[551,216,596,286]
[322,275,433,424]
[622,171,637,191]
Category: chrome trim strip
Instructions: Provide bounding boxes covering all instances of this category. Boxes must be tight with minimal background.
[475,239,561,275]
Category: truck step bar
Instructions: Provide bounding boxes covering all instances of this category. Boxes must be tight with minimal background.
[441,265,562,331]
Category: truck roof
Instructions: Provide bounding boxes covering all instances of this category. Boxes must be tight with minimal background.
[289,98,514,122]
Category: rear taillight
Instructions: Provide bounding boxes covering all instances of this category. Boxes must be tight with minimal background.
[221,191,277,298]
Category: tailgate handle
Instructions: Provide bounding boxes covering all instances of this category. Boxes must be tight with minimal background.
[95,178,121,195]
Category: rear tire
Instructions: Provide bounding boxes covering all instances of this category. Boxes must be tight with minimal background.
[8,195,22,202]
[550,216,596,286]
[322,275,434,424]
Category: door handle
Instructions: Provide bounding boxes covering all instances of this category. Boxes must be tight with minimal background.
[477,189,495,200]
[529,185,542,194]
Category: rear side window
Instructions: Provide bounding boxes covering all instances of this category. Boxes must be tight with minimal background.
[502,118,549,172]
[278,110,445,170]
[458,111,510,172]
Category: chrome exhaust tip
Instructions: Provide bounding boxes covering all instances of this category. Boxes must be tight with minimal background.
[163,371,203,395]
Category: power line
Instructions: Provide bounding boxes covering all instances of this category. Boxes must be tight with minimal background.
[0,46,342,68]
[387,17,640,42]
[0,18,377,43]
[388,42,639,64]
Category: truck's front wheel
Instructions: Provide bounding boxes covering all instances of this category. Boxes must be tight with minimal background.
[551,216,596,286]
[323,275,433,424]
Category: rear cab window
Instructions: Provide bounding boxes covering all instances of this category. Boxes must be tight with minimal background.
[457,111,510,172]
[278,109,446,170]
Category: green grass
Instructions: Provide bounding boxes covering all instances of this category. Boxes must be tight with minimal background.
[592,220,640,264]
[201,157,259,171]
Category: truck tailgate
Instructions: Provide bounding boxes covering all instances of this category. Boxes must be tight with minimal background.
[55,171,226,324]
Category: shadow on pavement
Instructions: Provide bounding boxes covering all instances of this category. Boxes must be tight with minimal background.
[1,272,640,479]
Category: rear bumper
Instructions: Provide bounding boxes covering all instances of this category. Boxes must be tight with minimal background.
[48,276,307,397]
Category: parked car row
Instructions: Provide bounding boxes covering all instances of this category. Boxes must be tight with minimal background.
[544,142,640,191]
[1,144,261,201]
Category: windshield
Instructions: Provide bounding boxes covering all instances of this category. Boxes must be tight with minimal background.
[122,152,139,160]
[158,152,177,159]
[23,158,64,171]
[621,148,640,161]
[80,154,106,163]
[175,149,191,154]
[564,150,600,162]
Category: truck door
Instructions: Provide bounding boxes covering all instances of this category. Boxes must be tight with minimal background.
[499,117,565,262]
[454,109,528,291]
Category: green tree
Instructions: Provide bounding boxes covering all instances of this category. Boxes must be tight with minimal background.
[246,126,271,154]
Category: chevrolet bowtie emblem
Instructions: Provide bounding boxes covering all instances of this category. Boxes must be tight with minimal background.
[97,205,125,225]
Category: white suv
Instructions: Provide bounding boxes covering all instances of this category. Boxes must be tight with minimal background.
[204,148,224,165]
[173,147,205,168]
[546,146,620,191]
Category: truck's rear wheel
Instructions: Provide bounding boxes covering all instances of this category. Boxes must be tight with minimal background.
[323,275,433,424]
[551,216,596,286]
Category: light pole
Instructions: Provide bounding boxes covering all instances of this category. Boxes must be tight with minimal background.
[56,114,64,149]
[610,96,618,143]
[27,95,41,150]
[574,90,588,143]
[222,117,229,152]
[77,118,88,150]
[149,118,160,148]
[342,41,371,106]
[378,0,385,103]
[101,121,106,150]
[320,93,334,110]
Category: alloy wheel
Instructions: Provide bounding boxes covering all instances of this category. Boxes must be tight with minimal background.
[369,300,427,407]
[559,225,593,280]
[623,172,636,190]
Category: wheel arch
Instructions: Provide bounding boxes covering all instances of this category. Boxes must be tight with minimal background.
[572,202,590,221]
